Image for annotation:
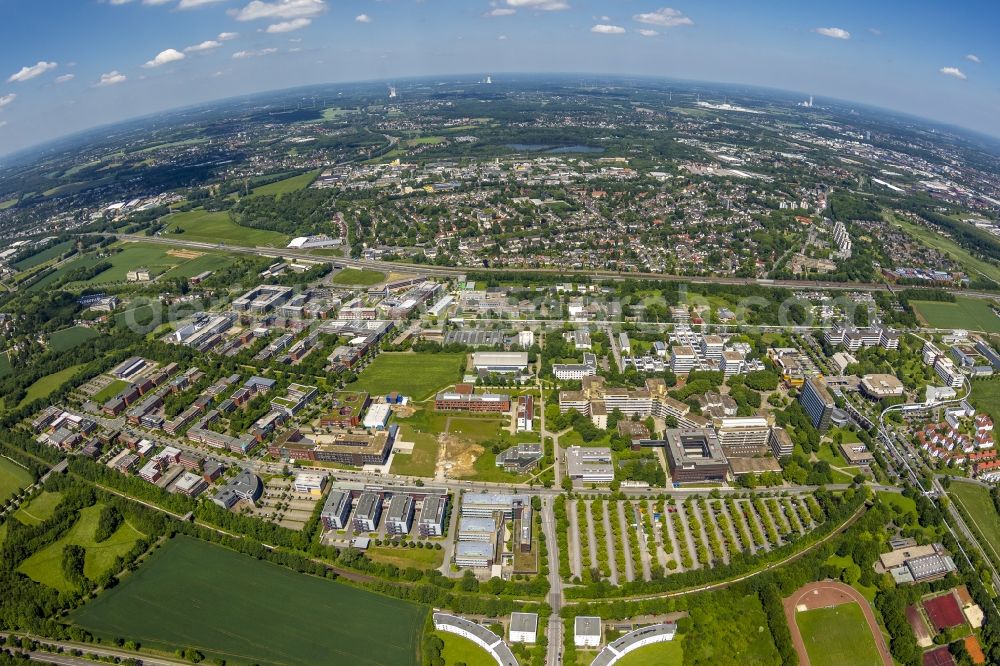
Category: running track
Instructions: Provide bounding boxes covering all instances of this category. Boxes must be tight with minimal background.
[782,581,893,666]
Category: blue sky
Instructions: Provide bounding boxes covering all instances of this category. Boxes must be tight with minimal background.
[1,0,998,155]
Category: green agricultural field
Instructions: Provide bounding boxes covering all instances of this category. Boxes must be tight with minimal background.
[0,351,12,379]
[19,504,144,591]
[66,242,232,285]
[911,297,1000,333]
[93,379,129,404]
[366,545,444,570]
[949,480,1000,566]
[18,364,85,409]
[163,208,289,247]
[25,255,106,293]
[0,198,17,210]
[971,378,1000,425]
[617,637,684,665]
[49,326,99,352]
[250,170,318,197]
[71,536,426,666]
[13,491,63,526]
[438,632,495,666]
[0,456,33,503]
[331,268,386,285]
[13,240,74,270]
[346,352,465,400]
[796,604,882,666]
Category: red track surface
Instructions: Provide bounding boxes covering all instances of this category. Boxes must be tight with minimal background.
[782,581,893,666]
[923,592,965,631]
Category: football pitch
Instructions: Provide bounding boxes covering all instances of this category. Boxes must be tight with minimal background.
[796,604,882,666]
[346,352,465,401]
[911,297,1000,333]
[70,536,426,666]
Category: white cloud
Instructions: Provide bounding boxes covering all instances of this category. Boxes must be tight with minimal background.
[218,31,239,40]
[0,93,15,108]
[55,73,75,83]
[486,8,515,16]
[966,54,981,64]
[505,0,569,11]
[142,0,173,5]
[637,28,658,37]
[143,48,186,68]
[0,121,7,128]
[591,24,625,34]
[940,66,967,80]
[633,7,692,27]
[267,17,311,32]
[355,13,372,23]
[232,47,279,58]
[96,70,127,86]
[178,0,226,7]
[868,27,882,36]
[230,0,326,21]
[186,40,222,52]
[498,34,508,40]
[7,61,58,83]
[813,27,850,40]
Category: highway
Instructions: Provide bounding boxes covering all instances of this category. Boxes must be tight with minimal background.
[111,232,1000,298]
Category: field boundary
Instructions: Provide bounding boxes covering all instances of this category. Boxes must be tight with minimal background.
[782,581,892,666]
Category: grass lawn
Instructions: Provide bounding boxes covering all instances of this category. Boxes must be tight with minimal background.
[438,632,495,666]
[346,352,465,401]
[13,491,64,525]
[71,536,426,666]
[617,636,684,665]
[19,504,144,592]
[25,255,105,293]
[93,379,129,404]
[796,604,883,666]
[390,424,440,477]
[49,326,99,352]
[332,268,386,285]
[366,545,444,570]
[971,378,1000,426]
[448,417,504,442]
[18,364,85,408]
[911,297,1000,333]
[250,170,318,197]
[949,480,1000,566]
[71,242,235,285]
[0,456,33,503]
[13,240,74,270]
[163,208,289,247]
[0,351,11,379]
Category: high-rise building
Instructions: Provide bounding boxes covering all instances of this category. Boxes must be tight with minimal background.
[800,377,835,432]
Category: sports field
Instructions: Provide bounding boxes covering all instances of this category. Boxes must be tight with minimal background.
[911,297,1000,333]
[331,268,386,285]
[250,170,318,197]
[19,504,144,591]
[12,491,63,525]
[346,352,465,401]
[796,604,882,666]
[617,636,684,665]
[971,378,1000,426]
[71,536,426,666]
[948,480,1000,566]
[163,208,289,247]
[0,456,33,503]
[49,326,99,352]
[438,633,494,666]
[18,364,85,409]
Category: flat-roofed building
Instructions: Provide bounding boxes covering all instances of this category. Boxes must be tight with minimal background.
[566,446,615,483]
[670,345,697,373]
[714,417,770,457]
[321,488,353,530]
[840,442,875,466]
[459,516,498,542]
[455,541,495,568]
[472,351,528,375]
[418,494,448,536]
[385,494,415,535]
[293,471,328,496]
[462,493,529,519]
[516,395,534,431]
[574,616,602,648]
[860,373,905,399]
[800,377,835,432]
[435,386,511,413]
[212,469,263,510]
[496,443,543,473]
[769,426,794,458]
[269,426,395,467]
[510,612,539,644]
[353,491,383,532]
[174,472,208,497]
[655,429,730,483]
